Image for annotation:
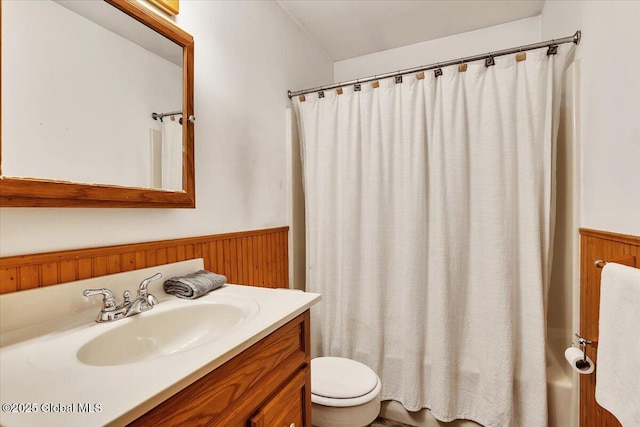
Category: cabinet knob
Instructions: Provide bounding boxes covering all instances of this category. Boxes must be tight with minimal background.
[289,424,295,427]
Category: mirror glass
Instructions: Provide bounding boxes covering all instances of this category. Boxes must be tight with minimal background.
[2,0,184,191]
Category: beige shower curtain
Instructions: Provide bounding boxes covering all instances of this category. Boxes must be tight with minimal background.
[161,116,183,191]
[295,45,575,427]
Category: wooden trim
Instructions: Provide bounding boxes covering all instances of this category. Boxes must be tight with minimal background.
[0,1,195,208]
[0,178,194,208]
[183,39,195,202]
[106,0,189,45]
[579,229,639,427]
[145,0,180,16]
[579,228,640,245]
[0,227,289,293]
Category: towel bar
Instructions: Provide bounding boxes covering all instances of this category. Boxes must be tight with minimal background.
[594,256,637,269]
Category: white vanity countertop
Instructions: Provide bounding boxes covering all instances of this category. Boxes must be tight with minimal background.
[0,261,321,427]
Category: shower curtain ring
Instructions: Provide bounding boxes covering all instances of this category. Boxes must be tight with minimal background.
[485,53,495,67]
[434,63,443,77]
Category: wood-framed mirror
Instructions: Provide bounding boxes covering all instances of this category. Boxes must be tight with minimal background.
[0,0,195,208]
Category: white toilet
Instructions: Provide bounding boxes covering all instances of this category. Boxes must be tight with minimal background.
[311,357,382,427]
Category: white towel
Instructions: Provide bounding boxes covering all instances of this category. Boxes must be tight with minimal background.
[595,262,640,426]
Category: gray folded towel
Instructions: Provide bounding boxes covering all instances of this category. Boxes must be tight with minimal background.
[163,270,227,299]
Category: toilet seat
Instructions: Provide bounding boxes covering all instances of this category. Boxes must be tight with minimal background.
[311,357,382,407]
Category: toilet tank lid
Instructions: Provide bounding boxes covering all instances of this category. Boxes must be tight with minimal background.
[311,357,379,399]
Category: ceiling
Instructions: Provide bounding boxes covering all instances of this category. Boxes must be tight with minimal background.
[277,0,546,62]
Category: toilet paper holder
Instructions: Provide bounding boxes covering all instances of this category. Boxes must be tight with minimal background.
[574,333,596,369]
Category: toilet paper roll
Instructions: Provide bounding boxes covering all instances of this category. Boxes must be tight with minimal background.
[565,346,595,374]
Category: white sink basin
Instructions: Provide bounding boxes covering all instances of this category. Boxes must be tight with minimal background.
[1,259,321,427]
[77,301,258,366]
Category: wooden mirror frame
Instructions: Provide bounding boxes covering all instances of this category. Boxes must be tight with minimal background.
[0,0,195,208]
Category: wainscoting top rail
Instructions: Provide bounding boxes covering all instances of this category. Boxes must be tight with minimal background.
[579,228,640,245]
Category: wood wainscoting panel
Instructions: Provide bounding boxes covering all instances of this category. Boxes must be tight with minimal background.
[579,228,640,427]
[0,227,289,294]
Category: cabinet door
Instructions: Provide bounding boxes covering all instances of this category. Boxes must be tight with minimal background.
[250,368,309,427]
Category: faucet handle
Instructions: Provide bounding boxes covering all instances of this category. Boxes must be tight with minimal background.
[83,288,117,311]
[139,273,162,295]
[146,293,159,307]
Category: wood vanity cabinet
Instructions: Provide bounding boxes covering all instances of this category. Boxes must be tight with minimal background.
[129,311,311,427]
[250,368,308,427]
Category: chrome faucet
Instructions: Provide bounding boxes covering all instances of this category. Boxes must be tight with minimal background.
[83,273,162,323]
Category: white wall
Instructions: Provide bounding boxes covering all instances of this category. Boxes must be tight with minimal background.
[542,1,640,237]
[335,16,541,82]
[0,1,333,257]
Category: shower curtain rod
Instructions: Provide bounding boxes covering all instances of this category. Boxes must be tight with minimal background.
[151,110,196,124]
[288,30,581,99]
[151,110,182,121]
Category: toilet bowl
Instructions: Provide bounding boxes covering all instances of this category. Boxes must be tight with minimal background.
[311,357,382,427]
